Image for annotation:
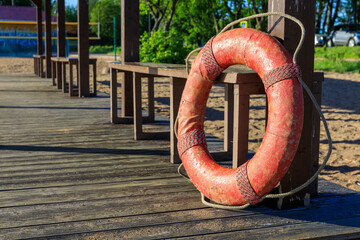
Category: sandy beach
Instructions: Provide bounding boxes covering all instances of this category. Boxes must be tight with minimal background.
[1,56,359,193]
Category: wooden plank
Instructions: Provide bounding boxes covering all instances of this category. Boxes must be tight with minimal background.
[268,0,318,208]
[4,197,357,240]
[77,0,89,97]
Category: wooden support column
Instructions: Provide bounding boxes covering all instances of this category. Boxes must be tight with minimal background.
[36,0,43,56]
[44,0,52,78]
[57,0,66,57]
[121,0,139,116]
[78,0,90,97]
[268,0,318,208]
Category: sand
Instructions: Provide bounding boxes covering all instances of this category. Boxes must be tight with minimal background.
[1,56,359,192]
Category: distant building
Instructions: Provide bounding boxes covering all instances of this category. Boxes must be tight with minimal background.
[0,5,57,22]
[0,6,57,57]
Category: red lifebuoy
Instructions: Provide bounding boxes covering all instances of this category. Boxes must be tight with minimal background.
[177,28,304,206]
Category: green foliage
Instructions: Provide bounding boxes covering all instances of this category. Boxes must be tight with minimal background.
[140,28,193,64]
[89,0,121,46]
[89,45,121,54]
[65,5,77,22]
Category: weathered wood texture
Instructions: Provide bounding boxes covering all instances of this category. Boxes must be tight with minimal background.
[77,0,89,97]
[57,0,66,58]
[268,0,320,208]
[120,0,139,116]
[0,73,359,239]
[36,0,43,56]
[44,0,52,78]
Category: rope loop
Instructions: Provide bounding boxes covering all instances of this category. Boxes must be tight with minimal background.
[178,12,332,210]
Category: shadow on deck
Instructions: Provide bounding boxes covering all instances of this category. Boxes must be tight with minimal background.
[0,73,359,239]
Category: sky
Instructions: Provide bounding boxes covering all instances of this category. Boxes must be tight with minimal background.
[66,0,78,7]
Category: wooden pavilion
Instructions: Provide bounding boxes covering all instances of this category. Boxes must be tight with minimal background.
[2,0,356,238]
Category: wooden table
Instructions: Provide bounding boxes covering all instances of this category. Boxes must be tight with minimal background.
[51,57,97,97]
[109,62,266,166]
[33,55,45,78]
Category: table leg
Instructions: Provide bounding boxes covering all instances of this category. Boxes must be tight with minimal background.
[170,77,186,164]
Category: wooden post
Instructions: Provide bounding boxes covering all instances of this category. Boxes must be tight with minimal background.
[268,0,318,208]
[57,0,66,57]
[78,0,90,97]
[44,0,52,78]
[121,0,139,116]
[36,0,43,56]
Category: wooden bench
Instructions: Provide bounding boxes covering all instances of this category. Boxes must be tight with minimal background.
[109,62,324,167]
[33,55,45,78]
[109,62,270,166]
[51,57,97,97]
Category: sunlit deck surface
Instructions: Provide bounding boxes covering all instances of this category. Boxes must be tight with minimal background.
[1,73,359,239]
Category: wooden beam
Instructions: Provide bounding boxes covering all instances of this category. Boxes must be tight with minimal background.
[57,0,66,57]
[36,0,43,56]
[78,0,89,97]
[268,0,318,209]
[45,0,52,78]
[120,0,139,116]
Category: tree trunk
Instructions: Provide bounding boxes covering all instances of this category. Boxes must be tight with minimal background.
[164,0,178,32]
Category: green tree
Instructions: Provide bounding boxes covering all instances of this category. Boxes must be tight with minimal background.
[65,5,77,22]
[89,0,121,45]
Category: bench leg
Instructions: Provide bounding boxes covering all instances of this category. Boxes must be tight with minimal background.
[62,63,67,93]
[232,86,250,169]
[133,73,143,140]
[69,63,74,96]
[147,77,155,122]
[170,77,186,164]
[224,84,234,155]
[56,62,62,90]
[92,62,97,96]
[110,68,118,123]
[52,61,56,86]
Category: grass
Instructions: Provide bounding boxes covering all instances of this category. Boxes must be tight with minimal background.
[89,45,121,55]
[314,60,360,73]
[314,46,360,73]
[314,46,360,59]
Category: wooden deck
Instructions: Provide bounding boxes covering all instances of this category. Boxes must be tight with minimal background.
[0,73,359,239]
